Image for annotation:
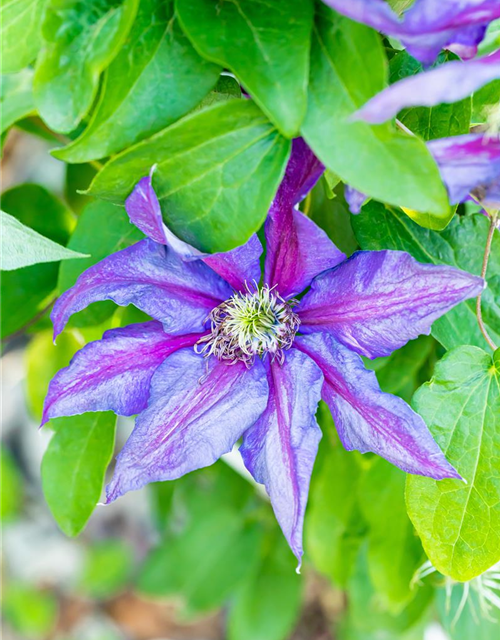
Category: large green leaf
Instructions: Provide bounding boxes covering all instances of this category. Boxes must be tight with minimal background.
[359,459,424,611]
[406,346,500,581]
[301,7,450,225]
[41,412,117,536]
[1,211,88,270]
[34,0,139,133]
[1,70,36,135]
[1,184,75,339]
[389,51,471,141]
[352,205,500,351]
[0,0,46,73]
[306,406,367,587]
[176,0,313,137]
[58,200,144,327]
[88,100,291,252]
[227,534,303,640]
[53,0,220,162]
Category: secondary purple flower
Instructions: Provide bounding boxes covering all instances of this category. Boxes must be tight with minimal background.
[355,50,500,124]
[42,140,484,566]
[428,134,500,207]
[345,133,500,213]
[321,0,500,64]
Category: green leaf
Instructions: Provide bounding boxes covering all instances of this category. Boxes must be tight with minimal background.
[227,534,303,640]
[53,0,220,162]
[79,540,132,599]
[58,200,144,327]
[193,74,242,112]
[473,79,500,124]
[306,406,367,587]
[1,210,88,271]
[41,412,117,536]
[389,51,471,141]
[344,547,433,636]
[176,0,313,137]
[1,184,76,339]
[359,459,424,611]
[2,583,58,639]
[0,0,47,73]
[34,0,139,133]
[301,7,450,225]
[1,70,36,134]
[88,100,291,252]
[406,346,500,581]
[352,204,500,351]
[1,448,24,521]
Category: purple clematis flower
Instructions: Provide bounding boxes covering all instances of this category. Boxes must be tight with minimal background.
[321,0,500,64]
[354,49,500,124]
[42,140,484,566]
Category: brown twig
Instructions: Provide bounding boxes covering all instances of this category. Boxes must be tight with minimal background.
[476,212,498,351]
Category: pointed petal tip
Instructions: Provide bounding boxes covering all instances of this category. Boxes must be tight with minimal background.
[295,556,303,575]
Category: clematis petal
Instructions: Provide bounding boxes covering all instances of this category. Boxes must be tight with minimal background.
[126,174,263,292]
[125,174,202,258]
[295,332,460,480]
[240,350,323,567]
[52,239,232,340]
[277,137,325,206]
[106,350,269,502]
[204,234,263,292]
[298,250,484,358]
[321,0,500,64]
[264,138,345,299]
[344,185,368,214]
[42,322,202,426]
[427,134,500,205]
[355,51,500,124]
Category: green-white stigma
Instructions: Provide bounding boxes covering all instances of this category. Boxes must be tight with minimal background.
[195,284,300,367]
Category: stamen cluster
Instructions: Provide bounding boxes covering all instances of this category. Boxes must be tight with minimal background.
[195,285,300,367]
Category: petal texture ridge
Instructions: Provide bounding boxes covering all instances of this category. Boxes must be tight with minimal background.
[42,322,202,426]
[295,332,460,480]
[240,349,323,567]
[52,239,232,339]
[106,350,269,502]
[264,138,345,298]
[298,250,484,358]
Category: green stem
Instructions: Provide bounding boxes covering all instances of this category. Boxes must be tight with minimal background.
[476,212,498,352]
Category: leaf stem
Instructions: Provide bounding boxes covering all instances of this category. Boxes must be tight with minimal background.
[1,297,57,345]
[476,212,498,352]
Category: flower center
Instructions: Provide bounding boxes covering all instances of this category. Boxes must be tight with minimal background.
[195,285,300,367]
